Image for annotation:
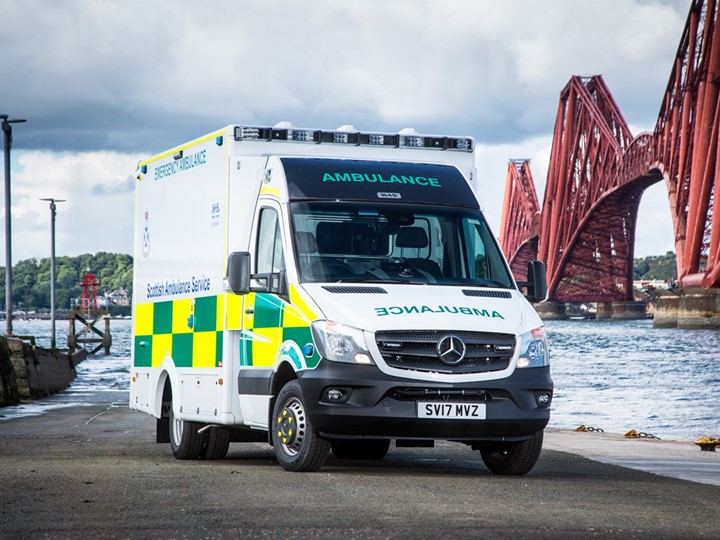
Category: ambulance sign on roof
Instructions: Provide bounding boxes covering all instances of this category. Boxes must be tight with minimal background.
[281,158,479,208]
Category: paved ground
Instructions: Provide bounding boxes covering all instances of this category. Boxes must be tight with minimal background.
[544,428,720,487]
[1,401,719,539]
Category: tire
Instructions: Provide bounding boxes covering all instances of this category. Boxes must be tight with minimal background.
[168,405,204,460]
[201,427,230,460]
[331,439,391,460]
[479,430,544,475]
[272,380,330,472]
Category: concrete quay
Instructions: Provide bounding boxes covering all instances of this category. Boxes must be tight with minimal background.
[544,428,720,487]
[0,336,86,407]
[0,401,718,539]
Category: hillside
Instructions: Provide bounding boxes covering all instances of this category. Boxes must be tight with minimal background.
[0,252,132,314]
[633,251,677,281]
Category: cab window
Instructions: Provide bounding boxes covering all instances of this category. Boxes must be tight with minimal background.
[256,208,285,274]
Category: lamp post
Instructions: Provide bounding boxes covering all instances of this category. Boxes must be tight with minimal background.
[40,198,65,349]
[1,114,26,337]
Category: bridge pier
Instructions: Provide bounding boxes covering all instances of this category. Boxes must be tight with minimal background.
[654,288,720,329]
[610,301,647,319]
[534,302,566,320]
[595,302,612,319]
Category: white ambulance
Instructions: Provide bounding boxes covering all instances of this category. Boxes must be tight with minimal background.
[130,123,552,474]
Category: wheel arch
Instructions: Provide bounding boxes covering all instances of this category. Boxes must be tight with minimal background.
[267,361,299,444]
[151,361,178,419]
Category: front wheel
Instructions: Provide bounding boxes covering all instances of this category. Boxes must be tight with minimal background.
[479,430,544,475]
[169,405,204,460]
[272,380,330,472]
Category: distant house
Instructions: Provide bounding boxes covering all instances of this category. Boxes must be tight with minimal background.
[105,288,131,307]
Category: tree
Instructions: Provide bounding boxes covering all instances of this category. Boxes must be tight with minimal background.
[2,253,134,312]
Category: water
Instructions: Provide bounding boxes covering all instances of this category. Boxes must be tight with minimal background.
[1,318,718,441]
[548,319,720,441]
[0,318,132,420]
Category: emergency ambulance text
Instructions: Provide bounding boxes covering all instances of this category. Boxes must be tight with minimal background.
[154,149,207,180]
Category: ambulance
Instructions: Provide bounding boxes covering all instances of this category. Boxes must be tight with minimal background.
[129,123,552,474]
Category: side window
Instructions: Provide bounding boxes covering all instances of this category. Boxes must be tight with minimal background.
[466,221,489,280]
[256,208,285,273]
[463,217,513,287]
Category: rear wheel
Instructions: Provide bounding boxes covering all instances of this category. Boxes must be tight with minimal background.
[201,427,230,460]
[168,405,204,460]
[272,380,330,472]
[479,430,544,475]
[331,439,391,460]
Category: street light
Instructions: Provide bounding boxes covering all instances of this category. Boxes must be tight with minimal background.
[40,198,65,349]
[1,114,26,337]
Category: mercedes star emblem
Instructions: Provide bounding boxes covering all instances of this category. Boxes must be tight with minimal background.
[436,335,467,365]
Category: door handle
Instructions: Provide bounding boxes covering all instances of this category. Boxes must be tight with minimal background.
[245,306,255,315]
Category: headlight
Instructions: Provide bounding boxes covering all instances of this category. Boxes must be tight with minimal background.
[310,320,374,365]
[517,326,549,368]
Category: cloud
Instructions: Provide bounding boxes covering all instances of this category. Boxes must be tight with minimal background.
[0,0,688,260]
[0,150,144,261]
[0,0,688,153]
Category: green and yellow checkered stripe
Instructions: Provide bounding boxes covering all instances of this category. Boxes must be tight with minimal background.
[133,295,225,368]
[239,286,320,369]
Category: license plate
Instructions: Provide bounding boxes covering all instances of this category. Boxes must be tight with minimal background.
[417,402,486,420]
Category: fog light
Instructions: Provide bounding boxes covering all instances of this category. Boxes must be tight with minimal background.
[354,353,373,364]
[324,388,350,403]
[536,392,552,407]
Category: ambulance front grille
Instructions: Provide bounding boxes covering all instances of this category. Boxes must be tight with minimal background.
[375,330,515,374]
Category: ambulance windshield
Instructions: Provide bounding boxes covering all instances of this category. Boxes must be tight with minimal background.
[290,202,514,288]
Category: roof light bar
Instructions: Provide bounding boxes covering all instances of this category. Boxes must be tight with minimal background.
[233,125,473,151]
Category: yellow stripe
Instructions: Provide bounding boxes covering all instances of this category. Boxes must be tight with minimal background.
[172,298,194,334]
[138,128,227,168]
[288,285,318,323]
[243,292,257,329]
[192,331,217,368]
[260,186,281,197]
[226,293,242,330]
[152,334,172,367]
[135,302,154,335]
[252,327,282,367]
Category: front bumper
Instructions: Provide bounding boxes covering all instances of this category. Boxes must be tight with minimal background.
[298,362,553,442]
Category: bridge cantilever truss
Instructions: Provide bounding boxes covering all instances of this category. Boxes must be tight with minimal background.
[657,0,720,288]
[499,159,541,279]
[500,0,720,300]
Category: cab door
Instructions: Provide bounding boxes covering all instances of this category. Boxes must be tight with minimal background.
[237,202,287,428]
[241,203,287,368]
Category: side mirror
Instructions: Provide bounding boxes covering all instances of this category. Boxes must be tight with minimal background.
[225,251,251,294]
[518,260,547,302]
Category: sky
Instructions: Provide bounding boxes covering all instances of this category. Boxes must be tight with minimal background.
[0,0,691,264]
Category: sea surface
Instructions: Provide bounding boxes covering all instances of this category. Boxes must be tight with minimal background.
[1,318,718,441]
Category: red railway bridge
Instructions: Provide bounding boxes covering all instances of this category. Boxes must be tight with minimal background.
[499,0,720,326]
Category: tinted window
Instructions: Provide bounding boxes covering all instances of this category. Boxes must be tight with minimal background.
[290,202,513,287]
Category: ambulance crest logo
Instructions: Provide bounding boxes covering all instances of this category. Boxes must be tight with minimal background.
[142,210,151,257]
